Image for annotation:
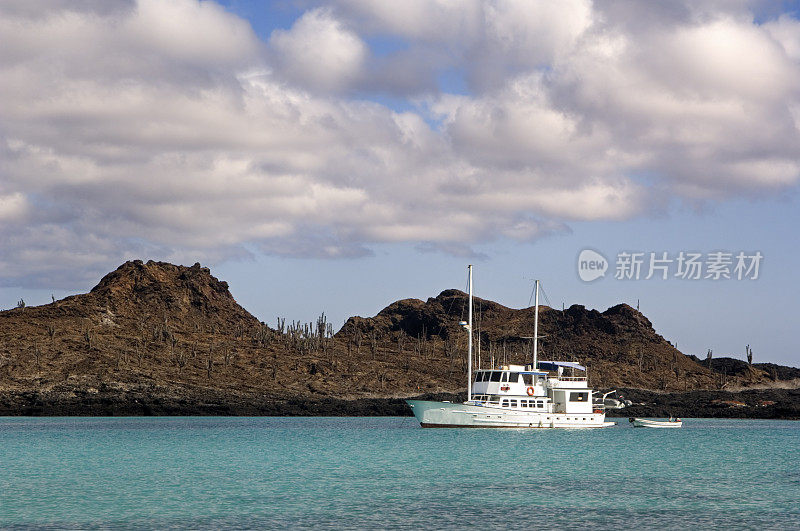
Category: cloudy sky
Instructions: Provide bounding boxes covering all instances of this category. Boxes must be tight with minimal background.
[1,0,799,364]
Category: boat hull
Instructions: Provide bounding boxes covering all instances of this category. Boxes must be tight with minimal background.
[406,400,615,429]
[630,418,683,428]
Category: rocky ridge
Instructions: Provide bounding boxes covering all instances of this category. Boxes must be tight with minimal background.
[0,260,796,416]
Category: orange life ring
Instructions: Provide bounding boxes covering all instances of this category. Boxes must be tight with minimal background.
[526,386,535,396]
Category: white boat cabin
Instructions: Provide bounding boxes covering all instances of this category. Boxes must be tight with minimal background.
[469,362,595,415]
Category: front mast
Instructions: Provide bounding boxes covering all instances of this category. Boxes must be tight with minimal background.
[533,279,539,371]
[467,264,473,402]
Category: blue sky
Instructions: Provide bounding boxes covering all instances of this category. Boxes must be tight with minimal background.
[1,1,799,366]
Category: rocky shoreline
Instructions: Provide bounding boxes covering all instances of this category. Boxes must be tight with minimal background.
[1,387,797,419]
[605,387,800,420]
[2,261,798,420]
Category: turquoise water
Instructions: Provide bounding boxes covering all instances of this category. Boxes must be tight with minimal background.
[0,417,798,529]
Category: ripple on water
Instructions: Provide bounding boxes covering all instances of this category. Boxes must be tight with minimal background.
[0,417,797,529]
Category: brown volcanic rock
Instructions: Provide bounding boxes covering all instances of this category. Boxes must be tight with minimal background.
[0,261,467,407]
[0,262,796,415]
[339,290,782,390]
[85,260,259,331]
[0,261,264,400]
[338,289,474,340]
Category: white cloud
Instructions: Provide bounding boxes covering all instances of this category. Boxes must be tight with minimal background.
[0,0,798,288]
[269,7,367,93]
[764,15,800,63]
[0,192,29,222]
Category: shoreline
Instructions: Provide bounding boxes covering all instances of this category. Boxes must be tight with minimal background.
[0,387,798,419]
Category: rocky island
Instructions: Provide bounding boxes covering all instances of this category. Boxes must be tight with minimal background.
[1,260,797,418]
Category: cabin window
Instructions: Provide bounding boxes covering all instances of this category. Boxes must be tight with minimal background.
[501,399,508,407]
[508,372,519,383]
[520,400,528,408]
[501,372,508,383]
[522,374,533,385]
[509,399,518,408]
[538,400,544,408]
[490,371,502,382]
[569,392,589,402]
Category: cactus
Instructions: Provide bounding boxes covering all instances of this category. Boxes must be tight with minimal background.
[33,340,41,375]
[84,326,94,349]
[175,348,186,374]
[45,323,56,347]
[369,329,378,359]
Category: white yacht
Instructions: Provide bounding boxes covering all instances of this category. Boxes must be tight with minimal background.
[406,266,615,429]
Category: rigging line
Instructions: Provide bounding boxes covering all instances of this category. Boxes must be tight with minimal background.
[430,272,465,340]
[537,282,560,357]
[539,283,553,309]
[526,278,552,308]
[434,293,459,340]
[459,269,470,322]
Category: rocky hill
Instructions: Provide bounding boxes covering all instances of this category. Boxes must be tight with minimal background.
[0,260,796,416]
[337,289,783,390]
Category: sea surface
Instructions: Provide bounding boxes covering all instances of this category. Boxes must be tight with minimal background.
[0,417,798,530]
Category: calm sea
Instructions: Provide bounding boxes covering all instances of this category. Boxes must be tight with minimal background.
[0,417,797,529]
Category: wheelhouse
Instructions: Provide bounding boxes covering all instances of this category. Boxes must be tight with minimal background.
[468,360,597,414]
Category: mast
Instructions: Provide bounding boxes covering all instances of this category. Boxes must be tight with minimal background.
[467,264,473,401]
[476,302,481,370]
[533,279,539,371]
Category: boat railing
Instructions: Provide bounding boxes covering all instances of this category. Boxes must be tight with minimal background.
[556,376,587,381]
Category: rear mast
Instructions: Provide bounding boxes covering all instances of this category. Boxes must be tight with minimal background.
[533,279,539,371]
[467,265,473,401]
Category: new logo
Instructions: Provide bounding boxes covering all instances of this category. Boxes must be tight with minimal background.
[578,249,608,282]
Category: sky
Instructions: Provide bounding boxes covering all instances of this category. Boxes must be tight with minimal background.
[1,0,799,365]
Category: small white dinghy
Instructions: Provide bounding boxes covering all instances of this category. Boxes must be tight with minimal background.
[629,417,683,428]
